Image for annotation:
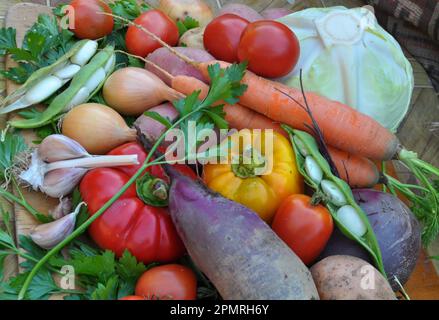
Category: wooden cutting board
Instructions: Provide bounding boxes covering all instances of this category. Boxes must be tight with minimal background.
[1,1,438,299]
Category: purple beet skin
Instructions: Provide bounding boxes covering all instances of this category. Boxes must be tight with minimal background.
[167,169,319,300]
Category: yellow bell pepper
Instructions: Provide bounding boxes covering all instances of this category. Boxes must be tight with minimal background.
[203,130,303,222]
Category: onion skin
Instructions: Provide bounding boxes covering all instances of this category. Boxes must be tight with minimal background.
[62,103,137,154]
[103,67,184,116]
[158,0,214,27]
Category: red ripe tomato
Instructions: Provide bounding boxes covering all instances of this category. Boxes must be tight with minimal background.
[237,20,300,78]
[126,10,179,57]
[135,264,197,300]
[69,0,114,40]
[119,295,144,300]
[272,194,333,265]
[203,14,249,62]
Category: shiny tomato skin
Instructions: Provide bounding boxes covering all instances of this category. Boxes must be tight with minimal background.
[126,10,179,57]
[272,194,333,265]
[237,20,300,78]
[69,0,114,40]
[119,295,144,300]
[135,264,197,300]
[203,14,249,62]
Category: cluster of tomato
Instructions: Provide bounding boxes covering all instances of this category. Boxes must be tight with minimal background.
[203,14,300,78]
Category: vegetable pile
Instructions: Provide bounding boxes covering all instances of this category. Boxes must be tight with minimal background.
[0,0,437,301]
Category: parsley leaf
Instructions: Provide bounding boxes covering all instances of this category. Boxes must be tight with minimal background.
[91,276,119,300]
[177,16,200,37]
[0,27,17,55]
[0,132,27,182]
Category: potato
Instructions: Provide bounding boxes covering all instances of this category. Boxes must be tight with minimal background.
[217,3,263,22]
[179,27,205,50]
[311,255,396,300]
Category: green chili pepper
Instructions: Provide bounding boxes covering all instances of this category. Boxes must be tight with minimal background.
[0,40,98,115]
[283,125,386,276]
[9,45,115,129]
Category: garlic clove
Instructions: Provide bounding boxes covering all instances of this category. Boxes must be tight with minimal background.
[70,40,98,66]
[38,134,89,163]
[40,168,88,198]
[49,197,73,220]
[30,202,85,249]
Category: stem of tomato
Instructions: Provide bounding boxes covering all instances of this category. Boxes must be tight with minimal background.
[18,111,198,300]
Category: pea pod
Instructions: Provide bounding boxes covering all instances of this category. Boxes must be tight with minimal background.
[282,125,386,276]
[0,40,98,115]
[9,45,115,129]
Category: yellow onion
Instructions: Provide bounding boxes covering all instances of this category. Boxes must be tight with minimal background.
[103,67,184,116]
[61,103,136,154]
[158,0,214,27]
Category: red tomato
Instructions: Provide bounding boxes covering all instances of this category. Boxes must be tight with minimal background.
[119,295,144,300]
[126,10,179,57]
[69,0,114,40]
[135,264,197,300]
[272,194,333,265]
[203,14,249,62]
[237,20,300,78]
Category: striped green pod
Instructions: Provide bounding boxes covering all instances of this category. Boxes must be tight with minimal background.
[0,40,98,115]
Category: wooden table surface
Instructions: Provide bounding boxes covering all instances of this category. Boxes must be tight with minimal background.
[0,0,438,300]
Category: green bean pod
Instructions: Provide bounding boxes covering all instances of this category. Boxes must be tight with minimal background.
[9,45,115,129]
[282,125,386,275]
[0,40,99,115]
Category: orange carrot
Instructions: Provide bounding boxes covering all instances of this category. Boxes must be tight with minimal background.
[329,147,381,188]
[172,75,381,188]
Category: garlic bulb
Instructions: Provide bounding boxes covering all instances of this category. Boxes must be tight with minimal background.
[19,134,139,198]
